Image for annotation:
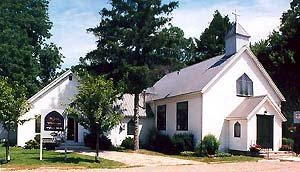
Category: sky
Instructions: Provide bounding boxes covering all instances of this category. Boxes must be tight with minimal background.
[48,0,291,69]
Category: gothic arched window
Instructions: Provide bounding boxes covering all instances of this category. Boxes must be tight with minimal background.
[236,73,253,96]
[234,122,241,137]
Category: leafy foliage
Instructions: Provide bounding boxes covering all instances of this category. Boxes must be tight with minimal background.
[251,0,300,137]
[196,134,220,156]
[189,10,232,64]
[67,73,123,134]
[81,0,186,150]
[0,0,64,96]
[121,137,134,150]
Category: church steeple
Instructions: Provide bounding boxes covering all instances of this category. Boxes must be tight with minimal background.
[225,23,251,56]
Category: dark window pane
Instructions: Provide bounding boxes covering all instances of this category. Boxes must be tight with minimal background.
[237,73,253,96]
[176,101,188,131]
[234,122,241,137]
[127,119,135,135]
[157,105,166,131]
[35,115,41,133]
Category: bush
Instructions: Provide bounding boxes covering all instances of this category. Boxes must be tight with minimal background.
[121,137,134,150]
[196,134,220,156]
[281,138,294,151]
[171,133,194,154]
[24,134,40,149]
[147,130,174,154]
[84,134,112,150]
[24,139,39,149]
[249,144,261,153]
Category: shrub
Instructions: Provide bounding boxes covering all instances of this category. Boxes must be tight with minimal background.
[84,134,112,150]
[171,133,194,154]
[24,134,41,149]
[121,137,134,150]
[281,138,294,151]
[147,130,174,154]
[24,139,39,149]
[196,134,220,156]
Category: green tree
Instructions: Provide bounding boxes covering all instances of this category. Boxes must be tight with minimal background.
[81,0,186,151]
[190,10,232,64]
[0,77,30,162]
[67,73,123,162]
[252,0,300,137]
[0,0,63,96]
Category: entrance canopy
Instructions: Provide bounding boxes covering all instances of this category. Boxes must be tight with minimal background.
[226,95,286,121]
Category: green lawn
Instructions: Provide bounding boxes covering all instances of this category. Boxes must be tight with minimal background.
[0,146,125,170]
[123,149,261,164]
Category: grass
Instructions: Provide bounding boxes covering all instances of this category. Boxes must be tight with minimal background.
[122,149,261,164]
[0,145,125,170]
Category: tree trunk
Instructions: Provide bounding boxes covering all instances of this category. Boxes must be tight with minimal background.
[6,130,10,162]
[133,93,140,151]
[95,122,100,163]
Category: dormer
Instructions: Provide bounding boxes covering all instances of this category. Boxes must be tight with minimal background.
[225,23,251,56]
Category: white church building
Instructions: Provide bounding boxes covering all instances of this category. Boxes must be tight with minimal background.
[146,23,286,151]
[10,22,286,152]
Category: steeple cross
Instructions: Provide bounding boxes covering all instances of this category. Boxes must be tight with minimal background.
[232,10,240,23]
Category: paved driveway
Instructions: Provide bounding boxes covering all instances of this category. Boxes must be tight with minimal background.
[79,151,202,167]
[7,161,300,172]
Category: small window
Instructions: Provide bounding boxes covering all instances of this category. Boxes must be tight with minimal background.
[236,73,253,96]
[234,122,241,137]
[69,75,73,81]
[157,105,166,131]
[35,115,41,133]
[127,119,135,135]
[176,101,188,131]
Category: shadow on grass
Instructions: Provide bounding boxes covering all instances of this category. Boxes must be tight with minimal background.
[43,156,96,164]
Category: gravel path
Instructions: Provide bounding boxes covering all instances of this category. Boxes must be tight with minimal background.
[79,151,202,167]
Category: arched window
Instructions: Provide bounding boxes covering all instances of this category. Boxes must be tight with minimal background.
[234,122,241,137]
[236,73,253,96]
[127,119,135,135]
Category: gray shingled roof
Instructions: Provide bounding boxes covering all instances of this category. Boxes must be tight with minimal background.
[225,23,251,38]
[147,53,236,100]
[117,94,147,117]
[226,96,267,119]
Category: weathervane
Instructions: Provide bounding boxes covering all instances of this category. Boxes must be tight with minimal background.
[232,10,240,23]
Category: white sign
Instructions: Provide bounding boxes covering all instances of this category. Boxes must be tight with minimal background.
[294,111,300,124]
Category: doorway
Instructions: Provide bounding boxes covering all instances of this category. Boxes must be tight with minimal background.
[257,115,274,149]
[67,118,78,142]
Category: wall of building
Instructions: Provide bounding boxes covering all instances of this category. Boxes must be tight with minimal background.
[152,93,203,145]
[107,117,154,146]
[247,101,283,151]
[202,50,282,151]
[228,120,248,151]
[17,73,81,146]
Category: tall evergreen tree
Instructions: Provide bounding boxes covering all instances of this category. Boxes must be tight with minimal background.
[252,0,300,138]
[81,0,186,151]
[0,0,64,96]
[190,10,232,64]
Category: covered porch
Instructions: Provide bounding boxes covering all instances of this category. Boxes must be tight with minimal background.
[226,95,287,152]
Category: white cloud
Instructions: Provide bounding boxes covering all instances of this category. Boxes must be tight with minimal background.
[49,0,291,68]
[171,0,290,43]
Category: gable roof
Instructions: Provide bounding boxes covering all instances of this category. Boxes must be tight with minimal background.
[147,46,285,101]
[28,70,75,103]
[226,95,287,121]
[116,94,147,117]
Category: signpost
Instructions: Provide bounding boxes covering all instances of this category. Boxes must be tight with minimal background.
[40,112,64,161]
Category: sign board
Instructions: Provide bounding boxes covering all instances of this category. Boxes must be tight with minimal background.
[44,111,64,131]
[294,111,300,124]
